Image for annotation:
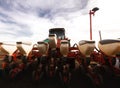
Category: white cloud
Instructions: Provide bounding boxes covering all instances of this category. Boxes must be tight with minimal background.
[0,0,119,46]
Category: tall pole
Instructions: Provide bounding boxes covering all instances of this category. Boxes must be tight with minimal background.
[89,10,92,40]
[89,7,99,40]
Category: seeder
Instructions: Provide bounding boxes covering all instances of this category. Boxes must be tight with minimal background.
[26,28,77,87]
[0,42,16,77]
[8,42,32,79]
[97,39,120,77]
[0,28,120,88]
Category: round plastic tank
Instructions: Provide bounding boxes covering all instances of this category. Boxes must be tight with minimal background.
[0,43,16,69]
[16,42,33,56]
[60,40,69,57]
[78,40,95,57]
[37,41,49,56]
[98,39,120,57]
[0,43,17,55]
[48,34,57,49]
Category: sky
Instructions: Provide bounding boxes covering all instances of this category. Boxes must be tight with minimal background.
[0,0,120,45]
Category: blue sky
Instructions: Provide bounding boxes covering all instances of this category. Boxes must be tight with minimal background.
[0,0,120,45]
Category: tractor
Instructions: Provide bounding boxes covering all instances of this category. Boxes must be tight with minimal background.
[47,28,78,86]
[28,28,77,86]
[26,28,120,88]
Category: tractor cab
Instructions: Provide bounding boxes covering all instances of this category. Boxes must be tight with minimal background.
[48,28,70,49]
[49,28,65,39]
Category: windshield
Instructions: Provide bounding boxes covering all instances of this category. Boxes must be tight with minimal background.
[49,28,65,39]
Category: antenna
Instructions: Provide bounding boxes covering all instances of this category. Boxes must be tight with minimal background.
[99,30,102,40]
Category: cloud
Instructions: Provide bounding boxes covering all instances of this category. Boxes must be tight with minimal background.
[3,0,118,45]
[0,0,91,43]
[0,0,89,18]
[0,0,119,54]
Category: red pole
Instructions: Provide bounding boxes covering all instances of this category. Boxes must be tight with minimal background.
[89,10,92,40]
[89,7,99,40]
